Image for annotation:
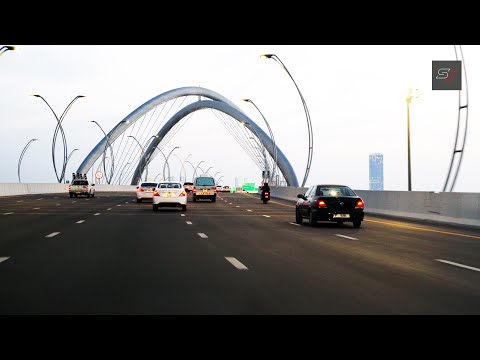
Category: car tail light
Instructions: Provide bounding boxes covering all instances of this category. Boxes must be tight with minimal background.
[214,188,218,193]
[317,200,327,208]
[153,191,160,196]
[356,200,365,209]
[264,192,269,196]
[84,185,89,189]
[193,187,196,193]
[68,185,71,191]
[138,188,144,192]
[179,191,186,197]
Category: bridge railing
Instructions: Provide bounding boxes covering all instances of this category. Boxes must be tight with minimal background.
[0,183,136,196]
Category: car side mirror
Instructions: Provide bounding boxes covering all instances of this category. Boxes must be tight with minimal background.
[92,184,95,186]
[136,186,139,189]
[297,194,304,199]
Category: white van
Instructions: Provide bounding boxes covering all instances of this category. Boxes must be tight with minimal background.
[192,176,216,202]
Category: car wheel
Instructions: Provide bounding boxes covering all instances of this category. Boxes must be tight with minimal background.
[193,195,197,202]
[212,196,216,203]
[91,192,95,198]
[74,194,78,198]
[86,193,90,198]
[181,205,187,212]
[69,193,73,198]
[153,204,158,212]
[295,209,303,224]
[308,211,317,226]
[137,199,141,203]
[353,220,362,228]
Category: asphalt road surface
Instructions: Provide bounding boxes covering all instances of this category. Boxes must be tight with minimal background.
[1,191,480,314]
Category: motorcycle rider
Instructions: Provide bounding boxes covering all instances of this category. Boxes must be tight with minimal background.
[260,182,270,201]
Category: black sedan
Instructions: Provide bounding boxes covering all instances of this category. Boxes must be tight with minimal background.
[296,184,364,228]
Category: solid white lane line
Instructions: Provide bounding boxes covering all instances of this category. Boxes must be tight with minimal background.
[3,212,14,215]
[180,214,185,217]
[45,232,60,238]
[94,213,101,216]
[76,220,85,224]
[0,257,10,264]
[186,221,192,225]
[107,208,112,211]
[33,208,40,210]
[198,233,208,238]
[435,259,480,273]
[289,222,301,226]
[335,234,359,241]
[262,215,271,218]
[225,257,249,270]
[247,209,252,212]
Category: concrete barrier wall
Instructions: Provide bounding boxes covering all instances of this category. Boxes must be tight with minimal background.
[271,186,480,227]
[0,183,136,196]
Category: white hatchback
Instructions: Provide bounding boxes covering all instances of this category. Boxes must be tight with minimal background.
[153,182,187,211]
[136,182,158,203]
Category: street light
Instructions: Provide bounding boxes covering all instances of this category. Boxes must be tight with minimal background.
[216,175,224,185]
[240,120,269,182]
[64,148,79,183]
[205,166,213,176]
[32,94,85,183]
[261,53,313,187]
[0,46,16,57]
[192,160,205,181]
[241,98,277,184]
[213,171,221,180]
[163,146,180,181]
[127,135,149,182]
[174,153,192,183]
[118,162,131,185]
[18,138,38,183]
[405,88,419,191]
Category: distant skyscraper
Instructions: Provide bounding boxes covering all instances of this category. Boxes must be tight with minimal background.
[369,153,384,190]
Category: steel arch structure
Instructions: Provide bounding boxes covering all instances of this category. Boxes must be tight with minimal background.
[131,100,298,186]
[77,87,298,186]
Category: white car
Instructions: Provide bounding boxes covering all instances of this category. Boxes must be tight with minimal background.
[153,182,187,211]
[136,182,158,203]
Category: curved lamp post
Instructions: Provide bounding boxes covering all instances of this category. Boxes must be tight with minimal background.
[175,153,192,183]
[241,120,269,181]
[192,160,205,181]
[32,94,85,183]
[205,166,213,176]
[118,162,131,185]
[213,171,221,181]
[405,88,419,191]
[18,138,38,183]
[216,175,224,185]
[0,46,16,57]
[241,98,277,183]
[127,135,148,182]
[64,148,79,183]
[261,54,313,187]
[163,146,180,181]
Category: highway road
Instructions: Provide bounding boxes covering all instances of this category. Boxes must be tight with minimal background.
[1,191,480,314]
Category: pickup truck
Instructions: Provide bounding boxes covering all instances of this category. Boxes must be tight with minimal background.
[69,179,95,198]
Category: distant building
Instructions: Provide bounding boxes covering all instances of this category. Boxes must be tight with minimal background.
[369,153,384,190]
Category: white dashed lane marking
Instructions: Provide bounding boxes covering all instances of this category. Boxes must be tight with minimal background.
[225,257,249,270]
[76,220,85,224]
[435,259,480,273]
[0,257,10,264]
[262,215,271,218]
[33,208,40,210]
[94,213,101,216]
[3,212,14,215]
[198,233,208,238]
[56,204,61,206]
[229,203,232,205]
[72,201,77,203]
[37,198,43,201]
[236,206,240,208]
[45,232,60,238]
[17,200,23,203]
[247,209,252,212]
[116,205,122,207]
[107,208,112,211]
[186,221,192,225]
[335,234,358,241]
[180,214,185,217]
[289,222,301,226]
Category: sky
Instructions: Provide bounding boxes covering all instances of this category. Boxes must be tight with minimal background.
[1,45,479,192]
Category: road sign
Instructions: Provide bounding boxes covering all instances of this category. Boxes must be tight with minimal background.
[95,171,103,180]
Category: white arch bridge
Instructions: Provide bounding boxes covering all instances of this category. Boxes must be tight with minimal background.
[76,86,299,187]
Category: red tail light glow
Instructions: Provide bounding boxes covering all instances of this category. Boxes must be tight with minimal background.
[153,191,159,196]
[356,200,365,209]
[317,200,327,208]
[138,188,144,192]
[83,185,89,189]
[193,187,196,192]
[264,192,269,196]
[179,191,186,197]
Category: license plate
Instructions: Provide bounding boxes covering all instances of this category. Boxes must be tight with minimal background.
[333,214,350,218]
[202,189,209,194]
[146,190,153,192]
[163,192,173,197]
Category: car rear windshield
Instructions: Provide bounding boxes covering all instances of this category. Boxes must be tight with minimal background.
[195,177,215,186]
[73,180,88,186]
[183,182,193,185]
[158,183,182,189]
[141,183,158,188]
[318,186,356,197]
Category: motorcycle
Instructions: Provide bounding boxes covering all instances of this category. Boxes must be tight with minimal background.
[261,191,270,204]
